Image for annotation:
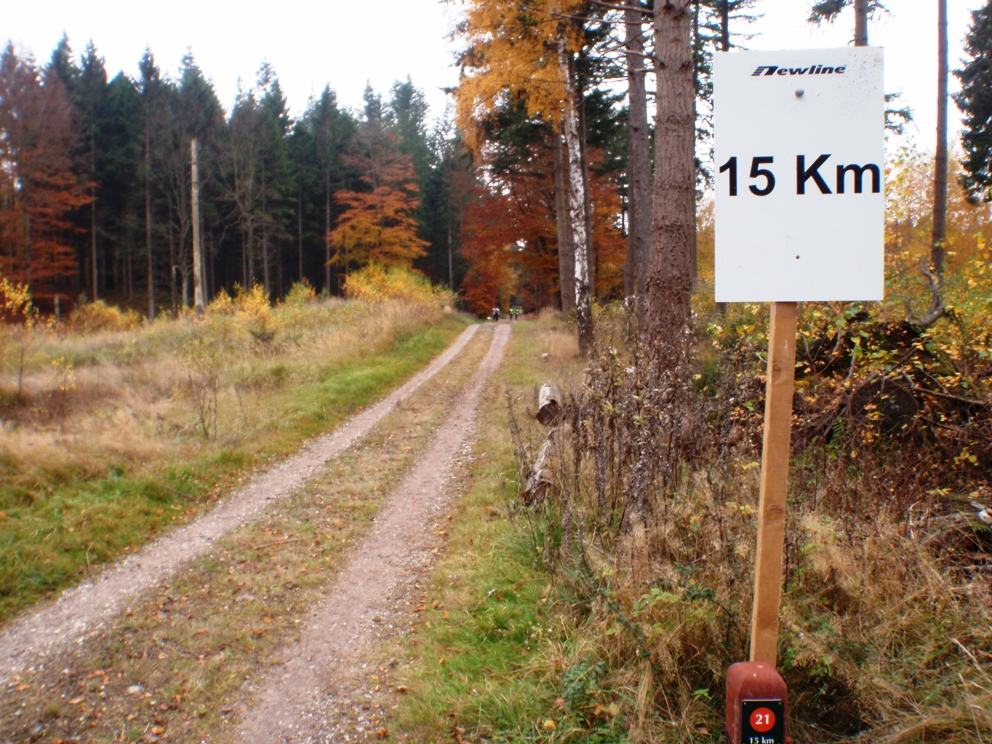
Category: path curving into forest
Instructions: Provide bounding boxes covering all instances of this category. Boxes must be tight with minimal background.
[0,323,480,686]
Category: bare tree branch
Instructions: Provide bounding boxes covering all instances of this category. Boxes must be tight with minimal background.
[907,256,946,328]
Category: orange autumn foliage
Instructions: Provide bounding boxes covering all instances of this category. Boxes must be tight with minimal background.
[0,45,90,291]
[329,127,427,270]
[589,162,626,301]
[459,144,624,314]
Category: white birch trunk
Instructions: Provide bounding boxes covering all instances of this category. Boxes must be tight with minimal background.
[557,28,593,354]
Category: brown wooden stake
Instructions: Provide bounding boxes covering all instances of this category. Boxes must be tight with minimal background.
[749,301,798,665]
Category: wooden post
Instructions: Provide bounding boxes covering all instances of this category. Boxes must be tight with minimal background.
[191,138,204,317]
[749,301,798,665]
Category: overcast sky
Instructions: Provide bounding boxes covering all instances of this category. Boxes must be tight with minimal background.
[2,0,983,146]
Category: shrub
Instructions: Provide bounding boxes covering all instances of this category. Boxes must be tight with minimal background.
[234,284,276,344]
[344,264,455,308]
[69,300,143,333]
[284,280,316,306]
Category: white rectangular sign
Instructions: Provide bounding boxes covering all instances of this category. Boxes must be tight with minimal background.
[714,48,885,302]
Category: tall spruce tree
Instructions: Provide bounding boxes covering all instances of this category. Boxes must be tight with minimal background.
[101,72,142,300]
[76,42,110,299]
[299,86,354,293]
[256,63,293,296]
[138,50,166,317]
[956,0,992,202]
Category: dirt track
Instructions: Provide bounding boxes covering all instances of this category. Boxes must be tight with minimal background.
[235,322,509,742]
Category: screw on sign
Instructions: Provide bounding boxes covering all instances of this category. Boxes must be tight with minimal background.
[741,700,785,744]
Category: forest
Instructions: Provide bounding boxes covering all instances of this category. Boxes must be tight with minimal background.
[6,3,988,330]
[0,38,472,316]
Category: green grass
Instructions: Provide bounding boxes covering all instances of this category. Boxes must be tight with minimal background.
[390,317,622,743]
[0,314,469,623]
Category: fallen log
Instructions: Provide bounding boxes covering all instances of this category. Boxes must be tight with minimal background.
[536,382,562,426]
[522,427,557,506]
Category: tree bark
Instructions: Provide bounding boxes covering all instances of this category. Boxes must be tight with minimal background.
[447,195,454,291]
[579,90,596,298]
[625,2,653,305]
[191,138,205,317]
[644,0,696,354]
[931,0,948,280]
[325,172,332,293]
[854,0,868,46]
[557,28,594,355]
[168,212,176,312]
[91,182,98,301]
[146,126,154,320]
[262,191,271,296]
[552,127,576,316]
[721,0,730,50]
[298,189,304,283]
[90,133,98,302]
[247,224,255,287]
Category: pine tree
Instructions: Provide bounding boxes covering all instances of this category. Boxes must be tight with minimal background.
[256,63,294,296]
[956,0,992,202]
[76,42,110,299]
[295,86,354,292]
[138,50,166,317]
[101,72,142,299]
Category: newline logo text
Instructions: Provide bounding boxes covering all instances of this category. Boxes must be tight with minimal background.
[751,65,847,77]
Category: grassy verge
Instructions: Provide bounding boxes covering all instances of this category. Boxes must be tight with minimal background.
[388,315,612,743]
[0,308,468,623]
[0,328,492,743]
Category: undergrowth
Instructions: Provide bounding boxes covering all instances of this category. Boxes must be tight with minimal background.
[394,275,990,743]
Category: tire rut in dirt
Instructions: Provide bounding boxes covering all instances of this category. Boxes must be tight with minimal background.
[233,323,511,744]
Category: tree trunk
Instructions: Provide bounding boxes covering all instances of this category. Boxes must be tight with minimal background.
[262,188,271,296]
[931,0,948,279]
[552,127,576,316]
[191,138,205,317]
[298,189,304,283]
[447,195,454,291]
[625,2,653,305]
[721,0,730,50]
[557,28,594,354]
[91,182,98,301]
[248,224,255,287]
[325,172,332,293]
[24,192,32,292]
[644,0,696,354]
[579,92,595,298]
[146,134,154,319]
[854,0,869,46]
[168,214,176,312]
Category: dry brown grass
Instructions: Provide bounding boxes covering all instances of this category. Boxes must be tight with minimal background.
[0,290,466,624]
[501,306,992,743]
[0,297,449,480]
